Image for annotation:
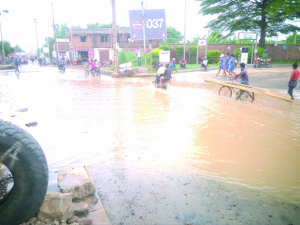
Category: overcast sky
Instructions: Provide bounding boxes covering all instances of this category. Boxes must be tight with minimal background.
[0,0,297,53]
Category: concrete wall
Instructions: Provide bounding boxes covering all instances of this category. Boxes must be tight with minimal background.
[167,44,300,63]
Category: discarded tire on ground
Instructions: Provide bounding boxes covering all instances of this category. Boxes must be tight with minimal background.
[0,119,48,225]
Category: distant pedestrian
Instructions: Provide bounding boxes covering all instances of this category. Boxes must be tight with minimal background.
[136,49,141,66]
[170,58,177,72]
[78,54,82,65]
[228,54,235,76]
[225,53,230,76]
[201,57,208,71]
[66,58,70,67]
[216,54,225,76]
[288,62,299,100]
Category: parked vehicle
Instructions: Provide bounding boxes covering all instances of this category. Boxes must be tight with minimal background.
[14,53,28,64]
[254,56,271,68]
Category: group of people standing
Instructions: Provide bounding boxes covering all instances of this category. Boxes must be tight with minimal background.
[216,53,236,77]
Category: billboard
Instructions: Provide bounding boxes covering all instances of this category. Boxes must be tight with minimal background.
[129,9,167,40]
[159,51,170,63]
[238,32,257,40]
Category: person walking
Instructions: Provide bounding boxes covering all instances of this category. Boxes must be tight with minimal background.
[228,54,235,76]
[137,49,141,66]
[216,54,225,76]
[224,53,230,76]
[288,62,299,100]
[66,58,70,67]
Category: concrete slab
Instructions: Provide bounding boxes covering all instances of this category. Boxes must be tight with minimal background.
[58,166,96,200]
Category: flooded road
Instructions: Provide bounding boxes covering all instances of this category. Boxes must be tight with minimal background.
[0,64,299,224]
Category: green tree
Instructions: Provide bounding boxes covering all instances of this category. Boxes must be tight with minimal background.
[87,23,129,29]
[159,45,172,51]
[281,33,300,44]
[43,37,54,59]
[206,50,221,64]
[189,45,201,63]
[87,23,111,28]
[151,48,163,64]
[196,0,300,48]
[266,0,300,15]
[71,25,82,28]
[0,41,14,57]
[55,24,69,38]
[165,26,183,43]
[14,45,24,53]
[175,46,184,59]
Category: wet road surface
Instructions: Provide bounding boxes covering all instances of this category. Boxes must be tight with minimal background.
[0,64,299,224]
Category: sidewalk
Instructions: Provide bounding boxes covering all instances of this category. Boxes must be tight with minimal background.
[68,63,292,78]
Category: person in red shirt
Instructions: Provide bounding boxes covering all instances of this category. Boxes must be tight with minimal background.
[89,59,97,73]
[288,62,299,100]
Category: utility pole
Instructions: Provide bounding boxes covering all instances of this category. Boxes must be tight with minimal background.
[141,0,147,66]
[65,28,67,58]
[33,18,40,57]
[111,0,119,77]
[51,3,59,64]
[183,0,186,60]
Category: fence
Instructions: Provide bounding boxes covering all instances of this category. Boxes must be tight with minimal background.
[167,44,300,63]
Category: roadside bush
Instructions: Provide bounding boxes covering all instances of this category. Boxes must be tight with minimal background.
[118,49,136,64]
[233,46,264,63]
[159,45,172,51]
[151,48,163,64]
[206,50,221,64]
[189,45,201,64]
[175,46,184,59]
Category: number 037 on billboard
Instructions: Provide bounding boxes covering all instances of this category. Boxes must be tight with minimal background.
[129,9,167,40]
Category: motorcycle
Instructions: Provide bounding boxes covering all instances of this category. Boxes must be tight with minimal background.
[58,62,66,72]
[152,74,171,89]
[254,56,271,68]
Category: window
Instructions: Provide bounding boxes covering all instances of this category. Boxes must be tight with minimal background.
[101,36,108,42]
[117,35,120,43]
[80,36,87,42]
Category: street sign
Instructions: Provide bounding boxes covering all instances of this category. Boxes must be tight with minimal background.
[129,9,167,40]
[283,45,287,50]
[241,53,248,64]
[238,32,257,40]
[159,51,170,63]
[198,39,207,46]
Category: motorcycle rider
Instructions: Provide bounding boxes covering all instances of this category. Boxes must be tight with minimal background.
[14,57,20,73]
[262,50,268,67]
[160,64,172,85]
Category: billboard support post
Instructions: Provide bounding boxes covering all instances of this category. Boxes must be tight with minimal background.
[141,1,147,66]
[196,38,199,68]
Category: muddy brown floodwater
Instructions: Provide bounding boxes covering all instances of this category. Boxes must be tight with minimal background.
[0,64,299,225]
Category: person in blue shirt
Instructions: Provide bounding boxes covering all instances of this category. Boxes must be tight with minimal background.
[225,53,230,76]
[216,54,225,76]
[229,54,235,76]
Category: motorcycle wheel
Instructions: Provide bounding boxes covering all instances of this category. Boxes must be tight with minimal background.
[0,119,48,225]
[266,64,270,68]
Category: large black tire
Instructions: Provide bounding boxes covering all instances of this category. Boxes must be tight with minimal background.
[0,119,48,225]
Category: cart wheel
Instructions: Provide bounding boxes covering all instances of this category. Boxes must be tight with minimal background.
[219,86,232,97]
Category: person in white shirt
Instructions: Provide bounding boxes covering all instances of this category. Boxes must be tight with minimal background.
[137,49,141,66]
[201,57,208,71]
